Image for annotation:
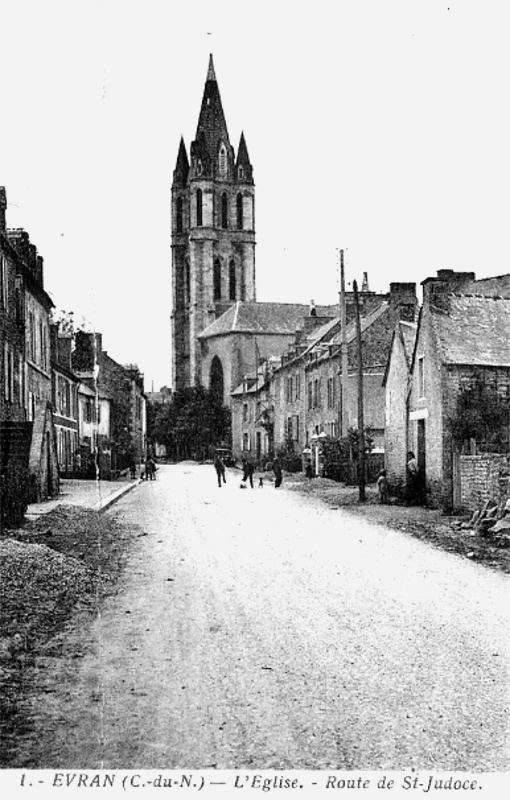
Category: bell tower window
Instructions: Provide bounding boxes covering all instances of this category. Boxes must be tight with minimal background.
[238,166,244,181]
[219,145,227,176]
[229,260,236,301]
[176,196,183,233]
[221,193,228,229]
[214,259,222,301]
[196,189,203,227]
[236,193,243,230]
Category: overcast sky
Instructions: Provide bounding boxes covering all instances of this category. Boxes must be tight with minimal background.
[0,0,508,390]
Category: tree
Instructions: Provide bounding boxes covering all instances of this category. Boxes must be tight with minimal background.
[149,386,231,461]
[449,376,510,453]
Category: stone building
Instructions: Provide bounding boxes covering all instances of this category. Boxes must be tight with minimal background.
[386,269,510,510]
[50,325,80,478]
[231,282,418,467]
[72,331,146,472]
[171,55,256,391]
[0,188,59,504]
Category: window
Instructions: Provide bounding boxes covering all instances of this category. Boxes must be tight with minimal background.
[1,256,8,308]
[313,379,319,408]
[243,432,250,451]
[327,376,336,409]
[238,166,244,181]
[219,145,227,175]
[418,356,425,398]
[308,381,313,410]
[196,189,203,227]
[295,415,300,443]
[221,193,228,229]
[176,197,183,233]
[236,193,243,229]
[213,259,222,301]
[185,260,191,304]
[229,261,236,301]
[295,373,300,400]
[243,403,249,423]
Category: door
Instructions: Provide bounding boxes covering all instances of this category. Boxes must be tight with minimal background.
[417,419,426,502]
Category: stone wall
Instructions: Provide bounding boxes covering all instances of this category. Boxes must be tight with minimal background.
[460,454,510,512]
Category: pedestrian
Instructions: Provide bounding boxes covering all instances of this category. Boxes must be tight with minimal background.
[145,458,154,481]
[242,458,255,488]
[273,457,283,488]
[129,461,136,480]
[406,451,419,505]
[377,469,388,504]
[214,453,226,487]
[305,459,313,479]
[149,458,157,480]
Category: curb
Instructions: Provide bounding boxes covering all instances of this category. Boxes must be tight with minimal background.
[96,480,140,512]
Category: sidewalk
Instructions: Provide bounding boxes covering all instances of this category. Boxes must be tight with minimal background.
[26,477,139,519]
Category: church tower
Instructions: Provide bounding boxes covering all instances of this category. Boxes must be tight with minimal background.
[171,55,256,391]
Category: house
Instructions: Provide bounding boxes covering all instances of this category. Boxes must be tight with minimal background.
[383,319,418,496]
[72,331,146,473]
[388,270,510,510]
[76,381,112,478]
[0,188,59,505]
[230,282,418,470]
[50,323,80,477]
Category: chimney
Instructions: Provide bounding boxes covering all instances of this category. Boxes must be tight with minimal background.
[361,272,369,292]
[57,332,73,370]
[0,187,6,233]
[389,282,417,321]
[36,255,44,286]
[422,270,476,312]
[309,299,317,317]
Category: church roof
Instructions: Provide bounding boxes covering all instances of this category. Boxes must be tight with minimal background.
[198,302,336,339]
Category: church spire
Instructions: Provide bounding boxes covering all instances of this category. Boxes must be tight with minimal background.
[192,55,230,173]
[206,53,216,82]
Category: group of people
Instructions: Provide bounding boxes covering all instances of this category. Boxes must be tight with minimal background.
[213,454,284,489]
[376,451,422,505]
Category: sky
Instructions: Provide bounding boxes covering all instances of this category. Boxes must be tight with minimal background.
[0,0,508,391]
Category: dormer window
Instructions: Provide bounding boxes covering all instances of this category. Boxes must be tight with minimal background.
[219,145,227,176]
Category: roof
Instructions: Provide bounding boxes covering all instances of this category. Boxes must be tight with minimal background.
[328,301,389,347]
[382,320,417,387]
[198,302,336,339]
[432,294,510,367]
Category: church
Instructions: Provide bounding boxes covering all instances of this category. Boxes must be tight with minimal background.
[171,56,335,405]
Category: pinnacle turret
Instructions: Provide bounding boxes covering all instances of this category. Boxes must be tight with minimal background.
[191,55,230,175]
[236,132,254,183]
[173,137,189,187]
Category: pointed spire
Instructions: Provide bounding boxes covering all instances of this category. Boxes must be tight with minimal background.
[236,132,254,183]
[207,53,216,82]
[173,136,189,187]
[191,55,230,175]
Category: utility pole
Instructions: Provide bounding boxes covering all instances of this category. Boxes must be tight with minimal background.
[338,249,348,437]
[353,279,366,502]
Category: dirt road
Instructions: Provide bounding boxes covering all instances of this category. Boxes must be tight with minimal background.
[15,464,510,769]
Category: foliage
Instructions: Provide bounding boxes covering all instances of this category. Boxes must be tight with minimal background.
[275,435,301,472]
[321,429,375,484]
[0,468,31,527]
[449,377,510,453]
[149,385,231,461]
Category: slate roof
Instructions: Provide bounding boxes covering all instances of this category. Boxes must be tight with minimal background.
[198,302,336,339]
[432,294,510,367]
[328,302,389,347]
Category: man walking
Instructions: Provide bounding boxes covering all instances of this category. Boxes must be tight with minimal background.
[214,453,226,487]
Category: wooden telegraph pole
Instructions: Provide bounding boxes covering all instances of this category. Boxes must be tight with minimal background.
[352,279,366,502]
[339,249,348,438]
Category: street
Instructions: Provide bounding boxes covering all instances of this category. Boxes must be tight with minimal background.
[21,464,509,770]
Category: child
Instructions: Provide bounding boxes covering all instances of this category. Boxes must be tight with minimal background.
[377,469,388,504]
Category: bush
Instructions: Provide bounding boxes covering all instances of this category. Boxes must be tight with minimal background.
[1,468,31,528]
